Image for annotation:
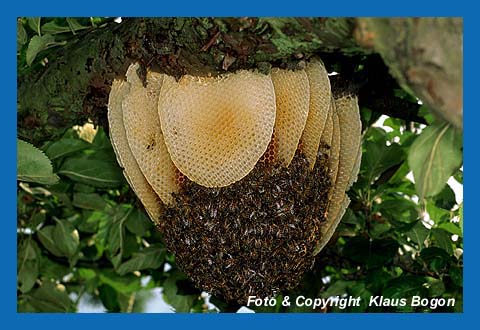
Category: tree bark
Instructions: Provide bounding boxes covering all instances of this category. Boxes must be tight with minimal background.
[18,17,360,143]
[356,18,463,129]
[17,17,461,144]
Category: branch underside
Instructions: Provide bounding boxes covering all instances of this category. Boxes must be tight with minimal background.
[18,17,458,144]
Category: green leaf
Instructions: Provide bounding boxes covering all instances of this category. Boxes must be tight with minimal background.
[72,192,107,211]
[17,20,28,49]
[90,17,106,26]
[117,245,166,276]
[91,127,114,150]
[433,184,456,210]
[27,17,41,35]
[437,222,462,237]
[44,137,90,160]
[426,277,445,296]
[365,268,392,293]
[37,226,63,257]
[458,203,463,235]
[408,122,463,199]
[30,211,46,229]
[418,105,436,125]
[384,275,426,300]
[388,161,411,184]
[76,268,99,294]
[53,218,80,257]
[431,228,454,255]
[108,208,130,268]
[77,210,105,233]
[77,268,97,281]
[17,239,40,293]
[125,208,153,236]
[17,139,59,185]
[365,126,388,144]
[73,183,96,193]
[348,282,372,312]
[369,221,392,239]
[163,271,196,312]
[454,168,463,183]
[24,281,75,312]
[321,280,350,297]
[383,117,402,131]
[426,202,451,224]
[98,270,142,294]
[420,247,451,272]
[97,205,131,268]
[98,284,120,312]
[376,198,418,223]
[41,18,89,36]
[17,300,37,312]
[26,34,55,66]
[38,256,71,280]
[121,231,140,259]
[405,220,429,249]
[41,20,72,35]
[449,266,463,287]
[66,18,89,34]
[362,140,405,183]
[59,158,124,188]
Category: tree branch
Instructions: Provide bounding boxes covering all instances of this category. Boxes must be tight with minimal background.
[19,17,457,146]
[18,17,361,144]
[356,18,462,129]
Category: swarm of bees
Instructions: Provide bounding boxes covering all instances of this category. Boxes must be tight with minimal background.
[108,59,362,303]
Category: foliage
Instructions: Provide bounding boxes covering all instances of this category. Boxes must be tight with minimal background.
[16,113,464,314]
[17,139,59,185]
[290,116,463,313]
[408,122,463,199]
[17,18,463,313]
[17,126,210,312]
[17,17,109,72]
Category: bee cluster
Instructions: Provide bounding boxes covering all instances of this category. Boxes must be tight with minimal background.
[162,152,331,303]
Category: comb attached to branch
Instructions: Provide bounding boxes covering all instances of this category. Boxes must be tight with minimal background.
[107,60,362,303]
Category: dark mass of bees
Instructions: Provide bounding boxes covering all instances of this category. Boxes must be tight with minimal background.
[162,152,330,303]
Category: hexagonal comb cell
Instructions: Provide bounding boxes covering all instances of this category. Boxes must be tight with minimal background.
[258,130,277,165]
[122,63,179,205]
[315,95,362,254]
[299,59,332,169]
[270,68,310,166]
[107,78,163,224]
[158,71,276,188]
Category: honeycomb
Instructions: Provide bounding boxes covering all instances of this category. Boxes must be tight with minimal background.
[107,78,163,224]
[258,130,277,164]
[158,70,276,188]
[270,68,310,166]
[329,102,341,185]
[333,95,362,198]
[299,59,332,169]
[318,103,333,156]
[316,194,351,254]
[316,95,362,253]
[349,142,363,190]
[174,170,186,187]
[122,64,179,205]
